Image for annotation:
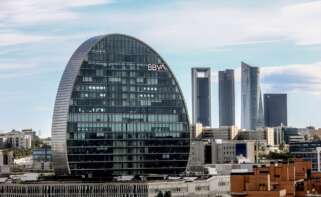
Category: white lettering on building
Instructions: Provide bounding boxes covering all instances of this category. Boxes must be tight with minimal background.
[147,64,167,71]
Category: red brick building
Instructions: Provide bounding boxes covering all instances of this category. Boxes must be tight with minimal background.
[231,159,321,197]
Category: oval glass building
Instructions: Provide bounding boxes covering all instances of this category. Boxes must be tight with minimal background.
[52,34,190,178]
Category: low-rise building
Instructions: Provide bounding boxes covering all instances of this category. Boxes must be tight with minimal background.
[0,150,13,174]
[32,146,52,161]
[265,127,275,146]
[237,128,274,146]
[211,140,255,164]
[230,159,321,197]
[189,140,206,166]
[32,145,52,171]
[22,129,37,141]
[191,123,204,139]
[0,130,32,149]
[274,126,314,145]
[148,175,230,197]
[0,175,230,197]
[189,139,256,167]
[288,135,305,143]
[289,141,321,171]
[188,163,254,176]
[202,126,239,140]
[191,124,239,140]
[283,127,311,144]
[274,127,284,145]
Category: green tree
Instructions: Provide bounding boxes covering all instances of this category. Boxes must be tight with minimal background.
[279,143,285,151]
[266,152,293,161]
[32,136,43,148]
[12,148,32,159]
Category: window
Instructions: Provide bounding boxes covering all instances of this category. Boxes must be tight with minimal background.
[136,77,144,83]
[83,77,92,82]
[96,69,103,76]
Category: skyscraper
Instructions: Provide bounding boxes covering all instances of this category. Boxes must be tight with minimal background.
[192,68,211,127]
[241,62,264,130]
[52,34,190,178]
[264,93,287,127]
[219,69,235,126]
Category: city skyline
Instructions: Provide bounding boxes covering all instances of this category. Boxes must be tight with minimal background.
[1,0,321,137]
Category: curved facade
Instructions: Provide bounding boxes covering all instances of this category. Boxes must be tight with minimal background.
[241,62,264,130]
[52,34,190,177]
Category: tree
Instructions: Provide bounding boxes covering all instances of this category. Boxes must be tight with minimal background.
[32,136,43,148]
[313,134,321,141]
[279,143,285,151]
[156,191,163,197]
[12,148,32,159]
[164,191,171,197]
[266,152,293,161]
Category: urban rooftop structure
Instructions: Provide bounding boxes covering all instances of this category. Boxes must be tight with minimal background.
[231,159,321,197]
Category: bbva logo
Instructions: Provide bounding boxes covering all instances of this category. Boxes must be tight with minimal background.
[147,64,167,71]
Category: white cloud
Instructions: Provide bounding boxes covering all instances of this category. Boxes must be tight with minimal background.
[0,0,113,46]
[65,0,113,7]
[281,1,321,45]
[97,0,321,51]
[0,0,113,25]
[0,62,35,70]
[261,62,321,95]
[0,32,53,46]
[211,61,321,96]
[1,0,320,48]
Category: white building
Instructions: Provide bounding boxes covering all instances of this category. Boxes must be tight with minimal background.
[189,139,256,167]
[148,175,230,197]
[0,150,13,174]
[211,139,255,164]
[189,140,206,166]
[0,130,32,149]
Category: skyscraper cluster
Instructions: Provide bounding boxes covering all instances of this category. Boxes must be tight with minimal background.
[191,62,288,129]
[49,33,289,180]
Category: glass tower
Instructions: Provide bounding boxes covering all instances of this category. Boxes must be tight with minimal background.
[241,62,264,130]
[52,34,190,178]
[191,68,211,127]
[219,69,235,126]
[264,93,287,127]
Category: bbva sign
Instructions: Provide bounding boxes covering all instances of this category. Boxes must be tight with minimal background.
[147,64,167,71]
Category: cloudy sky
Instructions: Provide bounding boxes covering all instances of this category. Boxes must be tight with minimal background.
[0,0,321,136]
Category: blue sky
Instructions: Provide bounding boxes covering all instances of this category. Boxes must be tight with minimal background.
[0,0,321,137]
